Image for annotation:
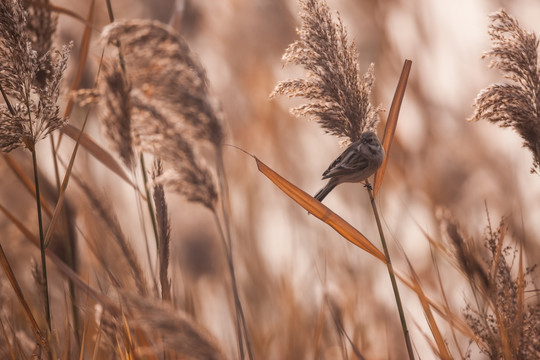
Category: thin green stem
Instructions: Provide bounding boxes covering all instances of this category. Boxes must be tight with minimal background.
[31,148,51,330]
[366,184,414,360]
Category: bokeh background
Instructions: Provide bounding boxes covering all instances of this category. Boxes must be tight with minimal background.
[2,0,540,358]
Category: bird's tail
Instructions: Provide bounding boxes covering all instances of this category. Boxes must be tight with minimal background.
[314,181,337,202]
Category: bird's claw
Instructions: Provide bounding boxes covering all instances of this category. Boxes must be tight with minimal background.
[363,181,372,191]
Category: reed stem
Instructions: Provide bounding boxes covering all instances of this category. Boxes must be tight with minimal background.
[366,184,414,360]
[31,148,51,331]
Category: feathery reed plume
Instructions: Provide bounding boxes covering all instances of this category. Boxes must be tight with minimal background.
[121,293,227,359]
[0,0,71,333]
[131,91,218,209]
[101,19,223,147]
[444,219,490,295]
[22,0,58,88]
[443,213,540,358]
[98,62,134,168]
[0,0,71,152]
[271,0,381,142]
[471,9,540,173]
[152,160,171,301]
[82,20,220,208]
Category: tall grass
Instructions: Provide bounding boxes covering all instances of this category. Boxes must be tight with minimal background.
[0,1,538,359]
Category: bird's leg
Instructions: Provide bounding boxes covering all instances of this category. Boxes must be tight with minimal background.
[363,181,372,191]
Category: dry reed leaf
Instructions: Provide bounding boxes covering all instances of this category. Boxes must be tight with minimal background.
[76,176,150,296]
[393,269,479,342]
[405,257,451,360]
[40,2,92,27]
[60,124,136,189]
[0,200,143,322]
[62,0,94,120]
[0,319,16,359]
[2,154,53,217]
[0,206,44,347]
[256,157,385,262]
[0,202,38,243]
[373,59,412,197]
[44,111,90,247]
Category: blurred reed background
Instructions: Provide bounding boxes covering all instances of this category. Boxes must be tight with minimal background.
[1,0,539,359]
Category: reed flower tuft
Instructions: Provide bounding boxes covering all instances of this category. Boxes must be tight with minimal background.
[22,0,58,88]
[271,0,381,143]
[83,20,220,209]
[131,91,218,209]
[0,0,71,152]
[98,62,134,168]
[471,9,540,173]
[444,213,540,358]
[101,20,223,147]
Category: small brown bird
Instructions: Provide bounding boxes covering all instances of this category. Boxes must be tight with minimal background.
[314,131,384,202]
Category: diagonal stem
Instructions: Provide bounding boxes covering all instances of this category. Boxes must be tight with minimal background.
[366,183,414,359]
[215,148,254,360]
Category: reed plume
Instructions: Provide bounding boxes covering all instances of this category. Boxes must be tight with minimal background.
[120,292,227,359]
[0,0,71,333]
[443,214,540,359]
[271,0,381,143]
[471,9,540,173]
[80,20,220,209]
[96,19,252,357]
[97,62,134,169]
[101,20,223,147]
[0,0,71,152]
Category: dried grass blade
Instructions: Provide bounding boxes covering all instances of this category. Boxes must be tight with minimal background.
[405,257,452,360]
[394,269,479,342]
[256,157,385,262]
[44,113,89,247]
[430,247,466,358]
[60,124,136,189]
[0,202,39,243]
[373,59,412,197]
[0,230,43,346]
[0,319,16,360]
[47,3,93,27]
[2,201,161,357]
[515,241,525,351]
[2,154,53,217]
[62,0,95,120]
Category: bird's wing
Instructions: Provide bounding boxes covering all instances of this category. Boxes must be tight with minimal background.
[321,146,369,179]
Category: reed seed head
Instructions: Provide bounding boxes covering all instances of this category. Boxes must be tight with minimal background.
[0,0,70,152]
[471,9,540,173]
[271,0,382,143]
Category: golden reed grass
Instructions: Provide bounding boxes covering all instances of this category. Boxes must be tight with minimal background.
[0,1,538,359]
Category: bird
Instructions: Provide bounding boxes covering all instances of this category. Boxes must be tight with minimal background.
[314,131,384,202]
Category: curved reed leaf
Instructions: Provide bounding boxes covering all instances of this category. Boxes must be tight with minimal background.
[256,157,385,262]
